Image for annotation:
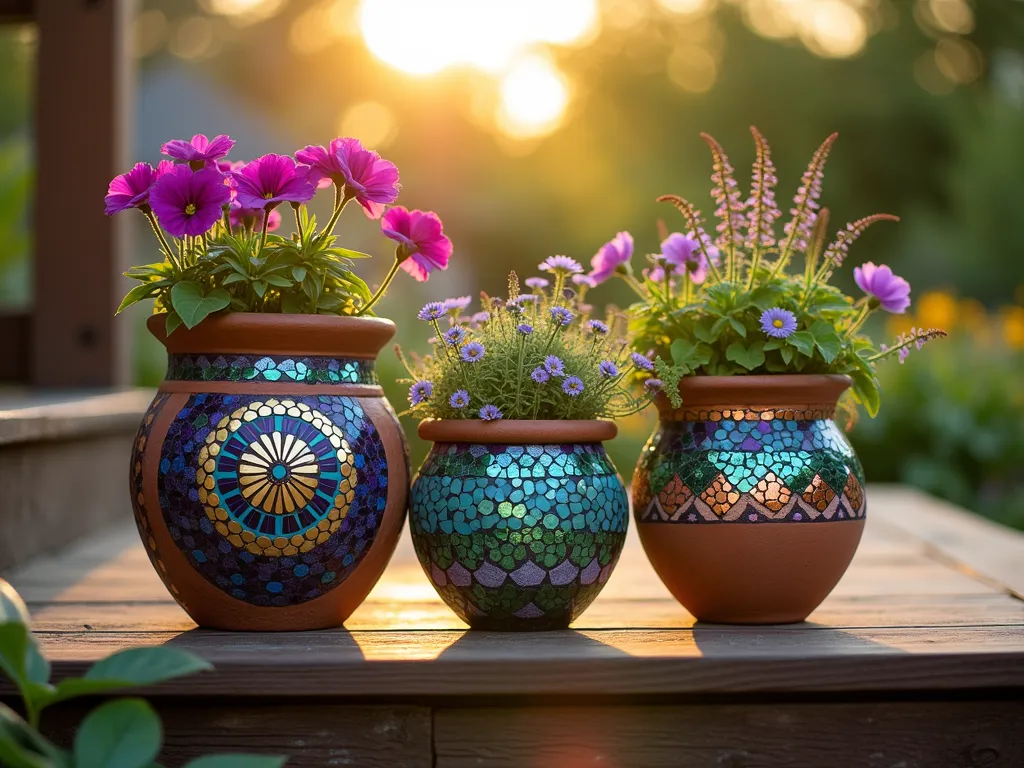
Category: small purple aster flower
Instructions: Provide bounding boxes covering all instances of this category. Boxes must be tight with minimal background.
[442,296,472,314]
[443,326,467,345]
[104,161,173,215]
[543,356,565,376]
[524,277,549,290]
[161,133,235,169]
[470,311,491,325]
[599,360,618,377]
[645,378,664,391]
[531,367,550,384]
[149,165,231,238]
[417,301,447,321]
[760,308,798,339]
[549,306,573,326]
[231,154,316,211]
[461,342,485,362]
[562,376,584,396]
[409,380,433,405]
[588,231,634,284]
[539,255,583,275]
[450,389,470,409]
[572,274,597,288]
[630,352,655,372]
[854,262,911,314]
[588,320,609,335]
[479,404,502,421]
[517,323,534,335]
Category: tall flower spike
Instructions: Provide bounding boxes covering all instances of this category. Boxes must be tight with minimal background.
[700,134,745,264]
[821,213,900,279]
[780,132,838,262]
[745,127,780,250]
[656,194,718,281]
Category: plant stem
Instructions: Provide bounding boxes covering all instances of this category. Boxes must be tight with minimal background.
[846,302,871,336]
[357,259,400,316]
[746,244,761,290]
[323,184,347,236]
[294,205,306,246]
[258,209,271,255]
[144,210,180,272]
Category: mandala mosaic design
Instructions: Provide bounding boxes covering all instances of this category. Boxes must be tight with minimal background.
[158,393,389,606]
[410,442,628,629]
[634,407,866,524]
[166,354,378,385]
[130,393,176,595]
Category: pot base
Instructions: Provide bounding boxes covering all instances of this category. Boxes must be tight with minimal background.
[637,518,865,625]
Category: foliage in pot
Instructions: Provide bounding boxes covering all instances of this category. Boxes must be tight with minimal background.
[398,267,654,630]
[582,128,946,624]
[106,133,452,630]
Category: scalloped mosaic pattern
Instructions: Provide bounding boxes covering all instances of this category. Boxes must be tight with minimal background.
[157,393,388,606]
[634,412,866,524]
[410,442,628,629]
[166,354,378,385]
[130,393,177,596]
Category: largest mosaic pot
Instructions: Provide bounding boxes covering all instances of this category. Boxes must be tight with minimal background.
[131,314,409,630]
[633,375,865,624]
[410,420,629,631]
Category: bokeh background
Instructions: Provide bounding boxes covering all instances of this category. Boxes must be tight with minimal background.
[0,0,1021,526]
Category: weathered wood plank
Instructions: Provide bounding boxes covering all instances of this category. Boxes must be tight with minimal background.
[434,702,1024,768]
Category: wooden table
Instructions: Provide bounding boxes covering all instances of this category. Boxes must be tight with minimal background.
[5,486,1024,767]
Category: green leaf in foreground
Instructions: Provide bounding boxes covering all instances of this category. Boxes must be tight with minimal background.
[74,699,161,768]
[184,755,288,768]
[725,341,766,371]
[170,282,230,329]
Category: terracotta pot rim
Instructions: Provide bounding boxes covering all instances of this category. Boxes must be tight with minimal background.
[656,373,852,413]
[418,418,617,445]
[147,312,396,359]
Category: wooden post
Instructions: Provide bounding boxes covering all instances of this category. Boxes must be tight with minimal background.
[31,0,133,387]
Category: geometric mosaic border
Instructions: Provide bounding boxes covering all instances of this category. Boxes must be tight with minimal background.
[166,353,378,385]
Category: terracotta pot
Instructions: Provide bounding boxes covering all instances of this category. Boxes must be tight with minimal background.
[633,375,865,624]
[130,313,409,630]
[410,419,628,631]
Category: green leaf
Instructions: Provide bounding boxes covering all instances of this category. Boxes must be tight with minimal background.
[262,274,292,288]
[748,284,785,311]
[0,581,30,626]
[115,284,159,315]
[780,345,794,365]
[0,616,51,703]
[280,292,305,314]
[0,703,64,768]
[74,699,161,768]
[692,319,716,344]
[788,331,816,357]
[221,273,247,285]
[183,756,287,768]
[170,282,230,329]
[291,266,307,282]
[325,247,372,260]
[725,341,766,371]
[670,339,697,367]
[727,317,747,338]
[808,320,843,364]
[164,312,183,336]
[808,295,852,313]
[851,368,881,418]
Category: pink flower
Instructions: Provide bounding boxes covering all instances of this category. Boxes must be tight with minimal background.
[230,154,317,211]
[149,166,231,238]
[296,138,399,219]
[381,207,452,282]
[104,161,173,215]
[854,262,911,314]
[588,231,633,284]
[161,134,235,169]
[648,232,712,284]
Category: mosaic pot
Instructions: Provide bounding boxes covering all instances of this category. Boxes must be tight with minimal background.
[633,375,865,624]
[131,314,409,631]
[410,420,628,631]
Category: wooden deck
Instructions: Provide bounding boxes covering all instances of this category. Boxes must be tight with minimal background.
[5,486,1024,767]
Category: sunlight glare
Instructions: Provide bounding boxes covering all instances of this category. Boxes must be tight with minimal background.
[497,55,570,140]
[200,0,285,26]
[340,101,398,148]
[802,0,867,58]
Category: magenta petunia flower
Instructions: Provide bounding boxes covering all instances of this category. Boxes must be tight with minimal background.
[104,161,173,215]
[162,134,235,168]
[297,137,400,219]
[589,231,633,284]
[381,207,453,283]
[149,165,231,238]
[229,201,281,232]
[854,262,911,314]
[231,154,317,212]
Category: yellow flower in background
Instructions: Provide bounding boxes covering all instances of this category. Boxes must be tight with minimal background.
[917,290,958,330]
[1001,306,1024,350]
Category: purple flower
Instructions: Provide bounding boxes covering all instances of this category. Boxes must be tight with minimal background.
[409,380,433,405]
[443,296,472,314]
[549,306,573,326]
[450,389,470,409]
[506,298,525,314]
[760,308,798,338]
[296,137,400,219]
[231,154,316,211]
[417,301,447,321]
[517,323,533,335]
[539,255,583,275]
[531,367,550,384]
[645,378,664,391]
[479,404,502,421]
[382,207,453,283]
[599,360,618,377]
[161,133,235,168]
[149,165,231,238]
[524,277,549,290]
[470,311,491,325]
[229,202,281,232]
[572,274,597,288]
[543,356,565,376]
[630,352,654,372]
[562,376,584,396]
[898,347,910,364]
[104,161,173,215]
[444,326,467,345]
[589,231,633,284]
[854,262,911,314]
[660,232,708,284]
[588,320,609,335]
[461,342,485,362]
